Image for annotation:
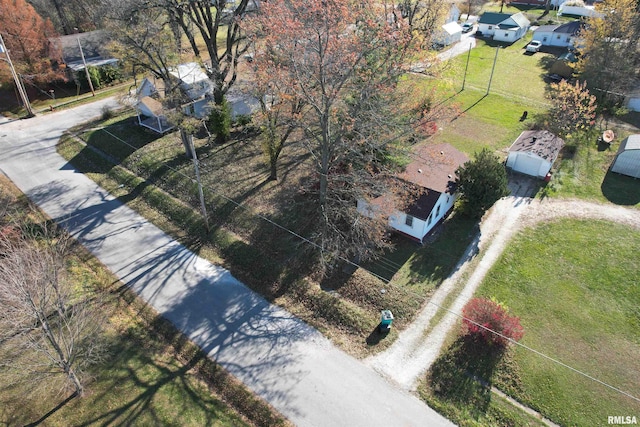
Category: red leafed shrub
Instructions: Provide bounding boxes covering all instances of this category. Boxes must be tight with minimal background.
[461,297,524,346]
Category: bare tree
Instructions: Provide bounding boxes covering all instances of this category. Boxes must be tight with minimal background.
[105,0,179,91]
[249,0,450,271]
[0,224,105,397]
[158,0,253,142]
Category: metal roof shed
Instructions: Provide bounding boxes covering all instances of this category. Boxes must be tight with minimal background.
[506,130,564,179]
[611,135,640,178]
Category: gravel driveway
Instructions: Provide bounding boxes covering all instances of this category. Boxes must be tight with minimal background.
[366,175,640,391]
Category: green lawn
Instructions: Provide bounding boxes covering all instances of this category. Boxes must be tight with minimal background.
[472,219,640,426]
[545,137,640,207]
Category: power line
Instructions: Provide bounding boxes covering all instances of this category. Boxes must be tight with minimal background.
[88,116,638,404]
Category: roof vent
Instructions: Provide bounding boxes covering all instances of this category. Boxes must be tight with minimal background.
[418,168,423,173]
[440,151,444,155]
[448,174,452,179]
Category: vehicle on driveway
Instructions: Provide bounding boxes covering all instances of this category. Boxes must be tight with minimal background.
[526,40,542,53]
[462,22,474,33]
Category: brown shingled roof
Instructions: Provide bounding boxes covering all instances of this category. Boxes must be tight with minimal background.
[399,143,469,193]
[509,130,564,161]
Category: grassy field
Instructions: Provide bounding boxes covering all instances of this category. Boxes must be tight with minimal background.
[468,219,640,426]
[0,175,285,427]
[545,136,640,206]
[420,220,640,427]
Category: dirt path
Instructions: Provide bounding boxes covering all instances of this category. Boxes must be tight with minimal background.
[365,184,640,391]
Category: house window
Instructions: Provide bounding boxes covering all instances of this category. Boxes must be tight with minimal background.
[436,205,441,217]
[488,25,493,30]
[405,215,414,227]
[505,32,509,37]
[556,34,561,39]
[543,36,548,42]
[427,213,433,225]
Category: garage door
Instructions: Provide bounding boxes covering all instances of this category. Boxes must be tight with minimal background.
[513,154,541,177]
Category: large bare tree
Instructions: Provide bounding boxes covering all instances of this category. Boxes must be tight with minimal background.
[0,224,105,397]
[161,0,252,102]
[106,0,179,91]
[249,0,448,271]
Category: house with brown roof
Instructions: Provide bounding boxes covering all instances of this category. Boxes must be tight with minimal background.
[506,130,564,179]
[357,143,468,243]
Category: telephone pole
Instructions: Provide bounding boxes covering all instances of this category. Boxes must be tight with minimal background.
[78,37,96,96]
[0,33,35,117]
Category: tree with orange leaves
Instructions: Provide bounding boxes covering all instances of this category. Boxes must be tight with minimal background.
[0,0,63,85]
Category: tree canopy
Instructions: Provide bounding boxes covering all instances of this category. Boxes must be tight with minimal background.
[455,148,510,218]
[576,0,640,108]
[248,0,448,270]
[0,0,63,85]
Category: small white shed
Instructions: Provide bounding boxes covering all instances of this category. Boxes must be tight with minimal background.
[506,130,564,178]
[435,21,463,46]
[611,135,640,178]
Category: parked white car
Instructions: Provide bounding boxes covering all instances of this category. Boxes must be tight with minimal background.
[526,40,542,53]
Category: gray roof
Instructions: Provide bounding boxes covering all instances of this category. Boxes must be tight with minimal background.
[509,130,565,161]
[617,134,640,153]
[555,20,582,35]
[479,12,512,25]
[535,24,559,33]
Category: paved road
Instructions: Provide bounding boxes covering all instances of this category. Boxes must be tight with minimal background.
[0,102,455,427]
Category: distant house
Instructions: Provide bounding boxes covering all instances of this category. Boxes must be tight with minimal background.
[611,135,640,178]
[134,62,214,133]
[170,62,215,118]
[558,3,603,18]
[52,30,118,74]
[358,143,468,243]
[532,21,583,48]
[477,12,530,42]
[506,130,564,179]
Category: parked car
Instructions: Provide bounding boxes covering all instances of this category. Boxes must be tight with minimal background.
[461,22,473,33]
[526,40,542,53]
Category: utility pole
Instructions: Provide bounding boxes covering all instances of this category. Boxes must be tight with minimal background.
[0,33,35,117]
[461,42,472,91]
[486,46,499,96]
[182,129,210,232]
[77,37,95,96]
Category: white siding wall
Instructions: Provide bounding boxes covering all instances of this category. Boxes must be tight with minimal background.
[478,23,496,36]
[359,193,458,242]
[507,152,551,178]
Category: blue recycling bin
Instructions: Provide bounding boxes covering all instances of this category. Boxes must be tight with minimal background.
[379,310,394,333]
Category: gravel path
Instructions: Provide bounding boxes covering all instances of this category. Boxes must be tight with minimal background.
[366,181,640,391]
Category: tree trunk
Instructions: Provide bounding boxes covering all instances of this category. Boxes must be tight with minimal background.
[51,0,72,35]
[180,129,195,158]
[269,158,278,181]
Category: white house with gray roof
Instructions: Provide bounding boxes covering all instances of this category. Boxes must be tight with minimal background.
[532,21,583,48]
[506,130,564,179]
[477,12,530,43]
